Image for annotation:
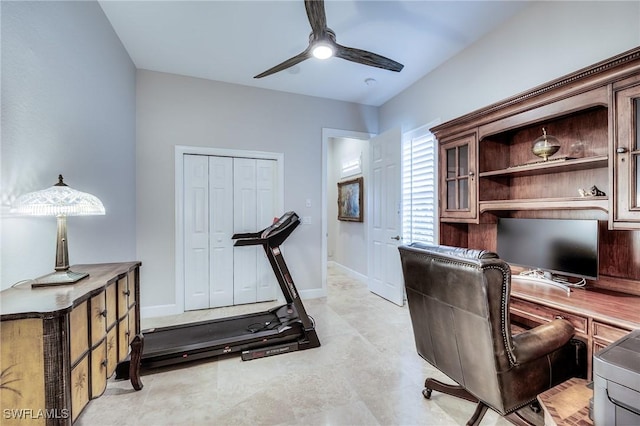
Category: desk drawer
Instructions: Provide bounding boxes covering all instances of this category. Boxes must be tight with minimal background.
[593,321,631,345]
[510,298,588,335]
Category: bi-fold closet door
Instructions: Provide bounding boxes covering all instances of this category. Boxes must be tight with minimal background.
[184,154,278,311]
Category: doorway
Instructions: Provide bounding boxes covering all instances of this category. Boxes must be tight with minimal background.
[322,128,405,306]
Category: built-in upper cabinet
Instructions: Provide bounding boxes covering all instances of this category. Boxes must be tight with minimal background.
[612,80,640,229]
[432,46,640,231]
[439,132,477,222]
[476,89,610,214]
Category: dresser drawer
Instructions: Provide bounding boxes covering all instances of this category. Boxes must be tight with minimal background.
[70,301,89,365]
[106,282,117,328]
[71,356,89,422]
[118,313,130,361]
[128,306,137,340]
[510,298,588,335]
[90,291,107,347]
[91,340,107,398]
[117,277,129,320]
[106,327,118,377]
[127,269,137,309]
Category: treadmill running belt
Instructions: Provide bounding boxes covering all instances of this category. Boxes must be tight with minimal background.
[143,312,281,354]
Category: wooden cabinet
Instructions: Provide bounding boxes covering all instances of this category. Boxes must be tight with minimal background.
[433,47,640,288]
[0,262,143,425]
[432,47,640,231]
[612,81,640,229]
[476,89,610,214]
[439,132,477,222]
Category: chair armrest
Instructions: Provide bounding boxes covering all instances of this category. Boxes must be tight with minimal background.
[511,319,574,365]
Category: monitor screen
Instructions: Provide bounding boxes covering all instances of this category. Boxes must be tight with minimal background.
[497,218,599,280]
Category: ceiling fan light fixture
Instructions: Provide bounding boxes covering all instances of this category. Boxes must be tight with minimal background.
[312,43,333,60]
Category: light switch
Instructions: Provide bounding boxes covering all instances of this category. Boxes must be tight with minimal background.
[305,199,312,208]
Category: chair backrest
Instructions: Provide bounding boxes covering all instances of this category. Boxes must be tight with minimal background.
[399,242,516,410]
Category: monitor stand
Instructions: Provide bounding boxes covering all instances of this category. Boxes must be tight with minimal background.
[513,269,571,296]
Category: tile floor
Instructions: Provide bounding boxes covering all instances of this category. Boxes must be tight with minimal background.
[77,265,513,425]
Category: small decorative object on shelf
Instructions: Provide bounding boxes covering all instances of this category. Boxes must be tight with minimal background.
[578,185,606,197]
[532,127,561,161]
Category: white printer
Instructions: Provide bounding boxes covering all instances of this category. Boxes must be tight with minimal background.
[593,329,640,425]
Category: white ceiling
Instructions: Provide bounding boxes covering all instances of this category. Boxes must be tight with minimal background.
[99,1,530,107]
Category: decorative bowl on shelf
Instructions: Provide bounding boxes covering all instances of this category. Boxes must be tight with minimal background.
[532,128,561,161]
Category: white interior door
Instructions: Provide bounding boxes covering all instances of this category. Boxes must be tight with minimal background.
[256,159,277,302]
[184,154,210,310]
[234,158,259,305]
[367,128,404,306]
[209,156,234,308]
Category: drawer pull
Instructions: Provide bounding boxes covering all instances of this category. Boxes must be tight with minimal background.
[101,359,108,367]
[101,310,107,318]
[123,290,130,296]
[555,315,565,320]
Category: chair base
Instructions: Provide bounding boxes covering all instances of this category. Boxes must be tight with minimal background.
[423,378,478,402]
[422,378,541,426]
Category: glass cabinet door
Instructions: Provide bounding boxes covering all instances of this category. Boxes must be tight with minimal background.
[613,85,640,228]
[440,133,477,221]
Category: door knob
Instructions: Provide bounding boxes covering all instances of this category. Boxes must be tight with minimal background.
[391,235,401,241]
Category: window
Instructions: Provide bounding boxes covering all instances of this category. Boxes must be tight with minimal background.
[402,126,438,244]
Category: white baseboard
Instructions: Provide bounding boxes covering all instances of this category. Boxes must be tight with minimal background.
[141,303,182,319]
[299,288,326,299]
[329,261,368,284]
[141,290,326,319]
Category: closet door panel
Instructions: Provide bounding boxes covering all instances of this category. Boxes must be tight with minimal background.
[184,154,210,310]
[256,159,278,302]
[209,156,234,308]
[234,158,258,304]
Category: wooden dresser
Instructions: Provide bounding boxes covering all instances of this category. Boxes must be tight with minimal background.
[0,262,143,425]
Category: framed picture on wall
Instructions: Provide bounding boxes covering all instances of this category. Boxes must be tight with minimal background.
[337,177,363,222]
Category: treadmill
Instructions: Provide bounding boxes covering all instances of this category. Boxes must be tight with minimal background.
[116,211,320,377]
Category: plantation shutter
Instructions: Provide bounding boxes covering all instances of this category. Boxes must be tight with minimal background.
[402,130,438,244]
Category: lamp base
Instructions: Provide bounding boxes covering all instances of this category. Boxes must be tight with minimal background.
[31,270,90,288]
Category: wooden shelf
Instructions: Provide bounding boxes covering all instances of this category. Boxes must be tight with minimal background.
[479,156,608,178]
[479,196,608,213]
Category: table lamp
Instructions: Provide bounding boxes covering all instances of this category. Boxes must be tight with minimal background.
[11,175,105,287]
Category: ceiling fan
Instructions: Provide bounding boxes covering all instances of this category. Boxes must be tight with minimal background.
[254,0,404,78]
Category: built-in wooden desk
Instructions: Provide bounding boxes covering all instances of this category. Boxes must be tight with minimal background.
[510,278,640,379]
[0,262,143,425]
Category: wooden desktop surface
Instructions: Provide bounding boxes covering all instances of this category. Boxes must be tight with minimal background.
[510,278,640,331]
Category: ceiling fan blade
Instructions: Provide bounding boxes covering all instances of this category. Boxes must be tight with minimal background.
[335,44,404,72]
[254,50,311,78]
[305,0,327,35]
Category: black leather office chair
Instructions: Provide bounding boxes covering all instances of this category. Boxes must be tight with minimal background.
[399,243,584,425]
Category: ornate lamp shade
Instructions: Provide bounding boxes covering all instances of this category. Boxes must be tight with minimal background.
[11,175,105,287]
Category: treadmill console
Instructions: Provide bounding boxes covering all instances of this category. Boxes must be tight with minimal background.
[260,211,299,239]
